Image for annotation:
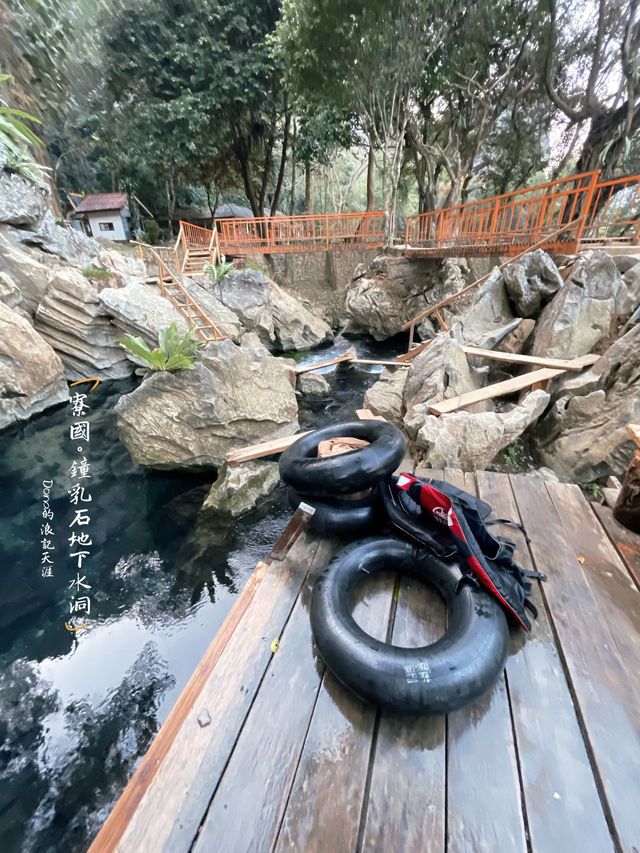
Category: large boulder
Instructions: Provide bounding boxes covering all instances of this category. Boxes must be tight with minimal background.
[344,255,455,340]
[533,325,640,482]
[99,283,192,346]
[211,269,275,343]
[403,334,487,440]
[34,269,134,380]
[502,250,563,317]
[0,302,68,430]
[622,262,640,314]
[115,334,299,470]
[269,279,334,351]
[0,173,49,228]
[450,268,522,348]
[363,367,408,425]
[297,372,331,396]
[201,461,280,517]
[531,250,627,359]
[413,390,550,471]
[0,270,22,309]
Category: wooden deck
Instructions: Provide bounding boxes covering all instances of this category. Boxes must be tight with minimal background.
[88,468,640,853]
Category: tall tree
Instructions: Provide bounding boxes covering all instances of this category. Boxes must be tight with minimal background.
[540,0,640,178]
[278,0,445,241]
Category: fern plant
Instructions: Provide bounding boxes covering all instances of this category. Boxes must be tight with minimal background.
[204,255,235,282]
[118,323,203,372]
[0,73,49,186]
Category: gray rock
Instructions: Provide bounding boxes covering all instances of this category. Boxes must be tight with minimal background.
[452,268,518,347]
[201,461,280,517]
[502,250,563,316]
[33,269,134,380]
[0,173,49,228]
[622,262,640,314]
[498,318,535,354]
[115,335,299,470]
[533,324,640,482]
[171,279,244,342]
[363,367,408,425]
[530,250,630,359]
[403,334,486,440]
[99,283,190,347]
[297,372,331,396]
[0,270,22,309]
[212,269,275,342]
[613,254,640,274]
[344,255,455,340]
[270,280,334,351]
[414,390,550,471]
[0,302,68,430]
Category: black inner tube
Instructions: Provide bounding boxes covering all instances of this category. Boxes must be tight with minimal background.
[310,536,509,715]
[279,420,406,497]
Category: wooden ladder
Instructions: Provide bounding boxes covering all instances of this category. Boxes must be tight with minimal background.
[155,270,225,343]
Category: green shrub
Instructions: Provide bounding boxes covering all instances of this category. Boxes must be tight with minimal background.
[0,72,49,186]
[141,218,162,245]
[204,255,235,282]
[118,323,203,372]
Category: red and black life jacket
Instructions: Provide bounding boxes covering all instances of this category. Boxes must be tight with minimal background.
[382,473,544,631]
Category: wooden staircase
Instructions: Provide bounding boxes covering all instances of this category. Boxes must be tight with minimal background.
[174,221,220,277]
[135,242,226,343]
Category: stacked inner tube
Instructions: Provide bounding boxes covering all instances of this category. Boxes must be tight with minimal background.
[279,420,509,716]
[279,420,406,536]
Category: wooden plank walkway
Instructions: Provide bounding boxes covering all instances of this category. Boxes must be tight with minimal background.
[88,470,640,853]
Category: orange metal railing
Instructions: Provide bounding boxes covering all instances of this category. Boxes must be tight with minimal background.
[581,174,640,245]
[215,211,385,255]
[405,172,600,256]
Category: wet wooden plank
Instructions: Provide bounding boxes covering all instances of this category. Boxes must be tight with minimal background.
[545,482,640,698]
[511,475,640,853]
[462,346,598,371]
[429,361,595,416]
[108,533,326,853]
[293,348,356,374]
[272,571,397,853]
[592,503,640,589]
[268,502,315,561]
[360,557,447,852]
[226,431,311,466]
[477,471,615,853]
[192,538,339,853]
[445,469,528,853]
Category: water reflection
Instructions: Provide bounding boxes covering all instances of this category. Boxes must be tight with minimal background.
[0,332,405,852]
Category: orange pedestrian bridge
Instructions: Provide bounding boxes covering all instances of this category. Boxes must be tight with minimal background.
[173,170,640,275]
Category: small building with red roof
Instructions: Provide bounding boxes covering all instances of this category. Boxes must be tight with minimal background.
[72,192,131,241]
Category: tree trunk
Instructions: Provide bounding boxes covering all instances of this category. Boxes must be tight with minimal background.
[289,118,297,215]
[305,161,312,213]
[575,105,640,179]
[164,173,175,234]
[270,110,291,216]
[366,142,375,211]
[235,137,261,218]
[613,449,640,533]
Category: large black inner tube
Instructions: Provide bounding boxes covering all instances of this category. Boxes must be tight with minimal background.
[310,537,509,714]
[279,421,406,498]
[287,486,383,537]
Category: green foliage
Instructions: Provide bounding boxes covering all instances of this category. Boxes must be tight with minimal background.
[0,72,49,185]
[118,323,203,372]
[204,256,235,282]
[141,218,162,245]
[81,267,111,278]
[583,483,604,501]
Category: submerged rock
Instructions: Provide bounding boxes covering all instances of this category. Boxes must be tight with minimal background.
[297,372,331,396]
[414,390,550,471]
[0,302,68,430]
[115,334,299,470]
[201,461,280,517]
